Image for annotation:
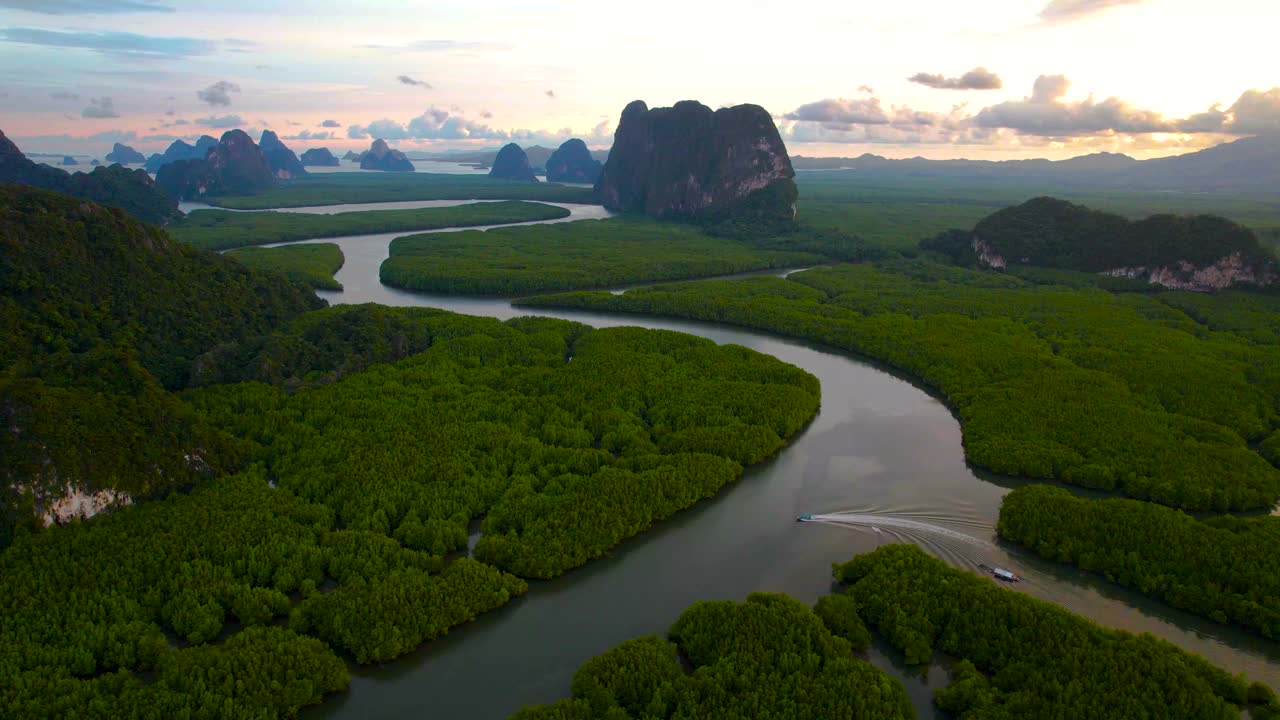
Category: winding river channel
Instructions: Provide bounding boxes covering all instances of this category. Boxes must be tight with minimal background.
[194,200,1280,718]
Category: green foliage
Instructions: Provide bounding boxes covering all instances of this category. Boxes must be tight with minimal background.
[0,186,321,539]
[813,592,872,650]
[0,474,361,716]
[963,196,1275,274]
[208,172,598,209]
[512,593,915,719]
[227,243,345,290]
[171,201,571,251]
[0,186,323,390]
[998,484,1280,638]
[519,260,1280,510]
[292,560,526,663]
[188,309,820,579]
[835,544,1260,720]
[379,217,826,295]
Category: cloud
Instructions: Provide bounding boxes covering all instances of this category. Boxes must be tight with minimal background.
[195,114,243,128]
[785,97,890,125]
[545,89,556,99]
[81,96,119,118]
[50,91,79,101]
[1038,0,1144,23]
[321,119,341,128]
[973,75,1173,135]
[480,110,493,119]
[168,118,188,126]
[284,129,334,140]
[197,80,240,106]
[397,75,432,88]
[0,27,214,59]
[348,107,510,142]
[0,0,173,13]
[361,39,500,52]
[1225,88,1280,135]
[909,67,1002,91]
[858,85,875,94]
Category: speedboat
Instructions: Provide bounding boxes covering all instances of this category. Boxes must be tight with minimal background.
[796,513,813,522]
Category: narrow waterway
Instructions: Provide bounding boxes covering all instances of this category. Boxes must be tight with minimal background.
[254,203,1280,719]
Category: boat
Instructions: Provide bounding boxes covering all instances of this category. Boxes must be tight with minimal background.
[979,564,1021,582]
[796,513,813,522]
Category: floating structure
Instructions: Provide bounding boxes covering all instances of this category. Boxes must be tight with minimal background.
[796,513,813,522]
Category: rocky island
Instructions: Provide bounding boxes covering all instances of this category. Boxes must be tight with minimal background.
[259,130,307,179]
[595,100,797,224]
[155,129,277,200]
[104,142,146,164]
[359,139,414,172]
[545,138,601,183]
[488,143,538,182]
[61,155,77,166]
[300,147,340,166]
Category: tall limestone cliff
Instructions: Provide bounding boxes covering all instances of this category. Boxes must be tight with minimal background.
[488,143,539,182]
[104,142,146,164]
[155,129,278,200]
[359,138,414,172]
[545,138,602,183]
[259,130,307,179]
[144,135,217,173]
[595,100,797,224]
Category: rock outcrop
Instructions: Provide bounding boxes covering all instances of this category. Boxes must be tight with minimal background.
[342,150,360,161]
[105,142,145,164]
[90,159,101,166]
[61,155,78,166]
[145,135,217,173]
[0,130,178,224]
[924,196,1278,291]
[259,130,307,179]
[300,147,340,166]
[155,129,277,200]
[488,143,539,182]
[595,100,797,224]
[545,138,602,183]
[359,138,414,172]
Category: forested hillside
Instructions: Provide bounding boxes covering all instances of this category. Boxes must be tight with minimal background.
[509,593,915,719]
[519,259,1280,510]
[0,187,323,543]
[922,196,1277,289]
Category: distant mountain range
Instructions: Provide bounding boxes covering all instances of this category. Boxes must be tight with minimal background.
[791,135,1280,193]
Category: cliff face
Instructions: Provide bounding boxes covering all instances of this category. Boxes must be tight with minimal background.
[155,129,277,200]
[594,100,797,223]
[545,138,602,183]
[105,142,146,164]
[359,138,414,171]
[488,143,539,182]
[300,147,340,166]
[259,130,307,179]
[0,130,178,224]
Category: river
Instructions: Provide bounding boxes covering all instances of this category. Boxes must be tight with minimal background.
[242,201,1280,719]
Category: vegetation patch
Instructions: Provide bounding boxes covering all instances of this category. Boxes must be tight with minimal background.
[170,200,571,251]
[207,172,597,209]
[998,484,1280,639]
[836,544,1278,720]
[227,243,345,290]
[380,217,828,295]
[519,259,1280,510]
[509,593,914,720]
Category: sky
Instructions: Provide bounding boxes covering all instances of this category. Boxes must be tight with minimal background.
[1,0,1278,160]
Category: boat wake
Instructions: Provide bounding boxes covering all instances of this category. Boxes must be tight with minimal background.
[802,510,1077,611]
